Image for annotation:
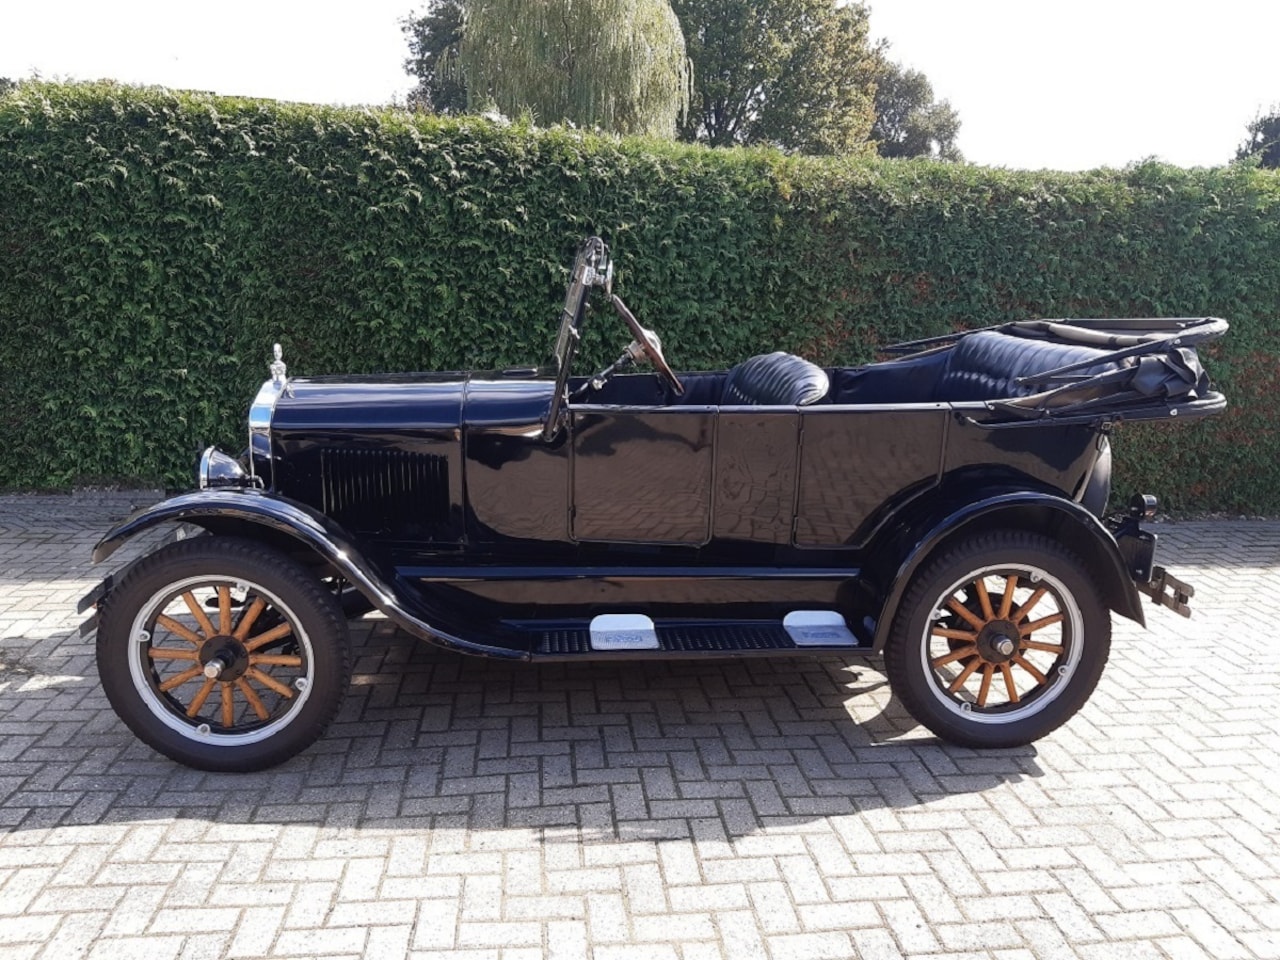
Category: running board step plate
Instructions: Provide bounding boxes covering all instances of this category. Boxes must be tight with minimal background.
[783,610,858,646]
[535,615,865,658]
[589,614,659,651]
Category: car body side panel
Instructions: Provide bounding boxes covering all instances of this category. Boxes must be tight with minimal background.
[794,406,948,548]
[413,565,860,627]
[712,410,800,544]
[464,379,569,543]
[466,425,571,543]
[944,412,1103,503]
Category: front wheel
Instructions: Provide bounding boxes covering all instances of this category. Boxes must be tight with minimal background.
[96,536,351,771]
[884,531,1111,748]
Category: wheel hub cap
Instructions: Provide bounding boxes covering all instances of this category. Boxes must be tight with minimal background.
[198,636,250,682]
[976,620,1021,664]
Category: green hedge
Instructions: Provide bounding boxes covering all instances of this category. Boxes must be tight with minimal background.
[2,82,1278,512]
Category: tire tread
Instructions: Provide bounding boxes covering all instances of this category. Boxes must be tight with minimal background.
[97,536,351,771]
[884,529,1111,748]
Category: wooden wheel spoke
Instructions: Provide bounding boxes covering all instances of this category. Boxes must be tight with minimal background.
[931,645,978,668]
[1022,639,1063,654]
[1011,586,1048,624]
[1012,654,1047,685]
[973,578,995,621]
[156,614,203,646]
[158,665,204,692]
[245,622,293,653]
[148,647,199,662]
[220,682,235,728]
[977,664,994,708]
[997,575,1018,619]
[947,656,983,694]
[251,654,303,668]
[217,586,232,635]
[235,678,270,721]
[945,599,987,632]
[233,597,268,641]
[930,627,978,642]
[186,678,216,717]
[182,591,217,639]
[245,667,294,699]
[1021,612,1064,636]
[999,663,1019,703]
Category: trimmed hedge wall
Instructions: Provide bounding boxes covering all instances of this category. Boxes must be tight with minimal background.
[1,82,1278,511]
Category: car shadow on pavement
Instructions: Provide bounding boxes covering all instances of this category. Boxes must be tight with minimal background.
[0,618,1043,842]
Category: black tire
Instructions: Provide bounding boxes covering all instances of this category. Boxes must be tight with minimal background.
[884,530,1111,748]
[96,536,351,771]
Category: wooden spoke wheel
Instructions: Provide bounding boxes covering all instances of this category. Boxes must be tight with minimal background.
[134,578,310,738]
[885,531,1111,748]
[97,537,350,771]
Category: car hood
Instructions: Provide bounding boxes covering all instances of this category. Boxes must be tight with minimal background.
[270,372,555,432]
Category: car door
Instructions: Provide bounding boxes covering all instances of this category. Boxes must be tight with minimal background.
[570,405,716,544]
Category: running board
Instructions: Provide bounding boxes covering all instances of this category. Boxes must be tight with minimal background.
[525,617,871,660]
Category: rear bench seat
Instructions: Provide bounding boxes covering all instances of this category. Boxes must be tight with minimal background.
[933,331,1118,402]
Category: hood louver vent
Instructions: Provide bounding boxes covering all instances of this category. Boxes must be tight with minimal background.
[321,448,450,537]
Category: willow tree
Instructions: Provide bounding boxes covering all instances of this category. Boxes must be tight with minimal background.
[460,0,690,137]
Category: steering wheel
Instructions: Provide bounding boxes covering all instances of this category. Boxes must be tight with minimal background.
[611,294,684,396]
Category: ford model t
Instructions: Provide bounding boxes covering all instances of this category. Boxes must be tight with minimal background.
[81,237,1227,770]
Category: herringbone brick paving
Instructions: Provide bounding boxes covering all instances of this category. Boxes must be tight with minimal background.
[0,493,1277,959]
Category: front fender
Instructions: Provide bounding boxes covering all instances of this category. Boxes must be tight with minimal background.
[90,489,525,660]
[865,490,1145,654]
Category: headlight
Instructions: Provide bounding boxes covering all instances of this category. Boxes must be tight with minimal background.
[199,447,251,489]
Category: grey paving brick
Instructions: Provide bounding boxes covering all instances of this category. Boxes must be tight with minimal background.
[0,500,1278,958]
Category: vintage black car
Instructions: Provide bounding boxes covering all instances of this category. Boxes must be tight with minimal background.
[81,237,1227,771]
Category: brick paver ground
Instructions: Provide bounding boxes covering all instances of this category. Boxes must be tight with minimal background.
[0,493,1277,960]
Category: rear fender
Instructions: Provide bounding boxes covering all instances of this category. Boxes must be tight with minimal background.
[87,489,525,660]
[861,490,1145,654]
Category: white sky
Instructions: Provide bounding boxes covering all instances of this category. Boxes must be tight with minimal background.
[869,0,1280,170]
[1,0,1276,171]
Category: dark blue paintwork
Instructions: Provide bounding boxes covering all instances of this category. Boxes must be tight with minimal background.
[86,236,1228,663]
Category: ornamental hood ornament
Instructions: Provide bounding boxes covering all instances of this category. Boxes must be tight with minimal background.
[269,343,287,385]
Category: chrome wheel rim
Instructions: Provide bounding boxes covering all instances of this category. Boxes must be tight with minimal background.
[920,563,1083,725]
[127,575,314,746]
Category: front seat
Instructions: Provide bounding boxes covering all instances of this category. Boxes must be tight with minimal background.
[722,351,830,406]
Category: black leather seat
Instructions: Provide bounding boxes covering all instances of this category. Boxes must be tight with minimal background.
[722,352,830,406]
[934,331,1117,402]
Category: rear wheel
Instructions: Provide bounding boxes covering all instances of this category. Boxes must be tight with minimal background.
[885,531,1110,748]
[97,537,350,771]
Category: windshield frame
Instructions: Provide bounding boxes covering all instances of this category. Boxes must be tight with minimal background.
[543,237,610,440]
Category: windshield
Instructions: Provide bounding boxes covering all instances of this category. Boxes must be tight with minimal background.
[550,237,608,374]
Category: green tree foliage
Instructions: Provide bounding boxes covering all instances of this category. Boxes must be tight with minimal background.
[1,83,1276,513]
[402,0,468,113]
[0,78,16,96]
[671,0,879,154]
[1237,106,1280,168]
[459,0,690,137]
[871,59,962,161]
